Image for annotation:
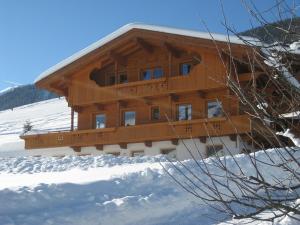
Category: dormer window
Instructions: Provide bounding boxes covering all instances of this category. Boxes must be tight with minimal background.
[180,62,193,75]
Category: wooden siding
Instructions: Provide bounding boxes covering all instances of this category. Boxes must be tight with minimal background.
[21,115,250,149]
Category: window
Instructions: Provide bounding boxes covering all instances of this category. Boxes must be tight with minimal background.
[153,68,164,79]
[151,106,160,120]
[124,111,136,126]
[206,145,224,157]
[107,152,120,157]
[161,148,176,159]
[180,62,192,75]
[177,104,192,120]
[95,114,106,128]
[119,74,128,84]
[207,101,223,118]
[131,150,144,157]
[141,67,164,80]
[142,69,152,80]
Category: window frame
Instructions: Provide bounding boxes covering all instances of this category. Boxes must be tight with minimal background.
[176,103,192,121]
[150,106,160,121]
[179,61,193,76]
[122,110,136,126]
[206,100,223,119]
[94,113,106,129]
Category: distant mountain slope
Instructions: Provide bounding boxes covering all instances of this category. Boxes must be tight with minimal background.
[0,84,58,111]
[240,17,300,44]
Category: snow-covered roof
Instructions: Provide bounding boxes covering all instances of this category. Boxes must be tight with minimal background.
[35,22,259,83]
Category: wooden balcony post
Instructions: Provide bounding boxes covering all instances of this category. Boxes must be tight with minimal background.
[71,107,74,131]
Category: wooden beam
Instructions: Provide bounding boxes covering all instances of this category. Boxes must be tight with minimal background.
[71,146,81,152]
[197,90,206,98]
[108,50,127,66]
[95,144,103,151]
[71,107,74,131]
[73,106,83,113]
[164,42,182,58]
[199,136,206,144]
[94,103,104,111]
[119,143,127,149]
[145,140,152,147]
[171,139,179,145]
[170,93,179,102]
[135,37,153,54]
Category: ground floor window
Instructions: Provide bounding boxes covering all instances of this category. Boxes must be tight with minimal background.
[95,114,106,128]
[131,150,144,157]
[206,145,224,157]
[207,100,223,118]
[177,104,192,120]
[123,111,136,126]
[161,148,177,159]
[107,152,120,156]
[151,106,160,120]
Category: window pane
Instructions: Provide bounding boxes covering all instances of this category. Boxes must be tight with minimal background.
[207,101,223,118]
[153,68,163,79]
[178,104,192,120]
[142,69,152,80]
[180,63,192,75]
[119,74,128,84]
[124,111,136,126]
[96,114,106,128]
[108,75,115,85]
[151,107,160,120]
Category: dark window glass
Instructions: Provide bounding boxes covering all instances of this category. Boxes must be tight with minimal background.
[180,63,192,75]
[124,111,136,126]
[108,76,115,85]
[95,114,106,128]
[153,68,164,79]
[151,107,160,120]
[206,145,224,157]
[177,104,192,120]
[142,69,152,80]
[119,74,128,84]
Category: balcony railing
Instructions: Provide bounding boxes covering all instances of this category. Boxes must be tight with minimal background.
[21,115,250,149]
[69,66,226,106]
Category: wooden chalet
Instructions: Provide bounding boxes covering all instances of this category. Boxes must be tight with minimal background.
[20,23,260,159]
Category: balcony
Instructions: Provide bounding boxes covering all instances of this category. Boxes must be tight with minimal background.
[69,66,226,106]
[21,115,251,150]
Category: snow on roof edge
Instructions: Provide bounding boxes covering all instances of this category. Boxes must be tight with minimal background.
[34,22,260,83]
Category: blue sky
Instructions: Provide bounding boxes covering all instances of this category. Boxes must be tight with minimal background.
[0,0,298,91]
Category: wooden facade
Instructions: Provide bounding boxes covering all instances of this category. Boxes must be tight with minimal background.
[21,25,255,152]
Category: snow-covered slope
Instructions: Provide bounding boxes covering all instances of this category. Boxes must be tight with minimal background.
[0,98,75,156]
[0,150,298,225]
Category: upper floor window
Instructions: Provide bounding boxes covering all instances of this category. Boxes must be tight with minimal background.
[108,75,115,85]
[207,100,223,118]
[141,67,164,80]
[180,62,192,75]
[177,104,192,121]
[151,106,160,120]
[142,69,152,80]
[95,114,106,128]
[123,111,136,126]
[119,73,128,84]
[153,68,164,79]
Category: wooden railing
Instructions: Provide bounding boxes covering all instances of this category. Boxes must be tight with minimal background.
[69,66,226,106]
[21,115,251,149]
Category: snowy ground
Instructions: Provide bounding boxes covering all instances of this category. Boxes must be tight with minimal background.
[0,150,299,225]
[0,98,75,156]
